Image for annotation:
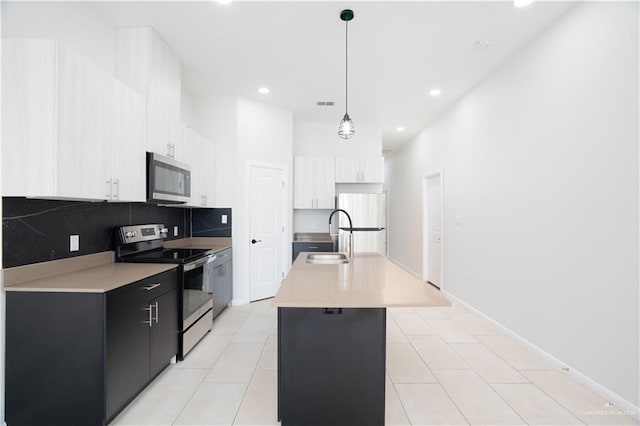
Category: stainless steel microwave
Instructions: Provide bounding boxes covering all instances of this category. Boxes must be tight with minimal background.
[147,152,191,203]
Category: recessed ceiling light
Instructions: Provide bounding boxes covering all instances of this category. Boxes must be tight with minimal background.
[514,0,534,7]
[396,127,405,132]
[258,87,270,94]
[429,89,441,97]
[474,37,492,49]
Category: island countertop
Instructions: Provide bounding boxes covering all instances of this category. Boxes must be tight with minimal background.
[272,252,450,308]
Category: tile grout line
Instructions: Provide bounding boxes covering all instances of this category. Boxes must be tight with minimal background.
[513,374,588,425]
[437,306,616,425]
[440,319,531,425]
[171,314,237,426]
[387,373,415,426]
[413,304,530,425]
[395,312,471,426]
[230,317,275,426]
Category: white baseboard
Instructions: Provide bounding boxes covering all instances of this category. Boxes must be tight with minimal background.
[442,290,639,421]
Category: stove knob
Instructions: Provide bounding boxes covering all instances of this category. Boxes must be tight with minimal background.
[160,228,168,235]
[125,231,137,238]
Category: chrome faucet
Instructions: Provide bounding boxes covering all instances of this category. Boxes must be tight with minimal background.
[328,209,354,261]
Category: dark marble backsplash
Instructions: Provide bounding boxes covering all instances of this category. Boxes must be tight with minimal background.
[192,208,232,238]
[2,198,192,268]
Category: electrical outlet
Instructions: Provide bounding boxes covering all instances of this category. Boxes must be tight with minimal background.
[174,226,179,237]
[455,215,463,226]
[70,235,79,252]
[221,215,228,224]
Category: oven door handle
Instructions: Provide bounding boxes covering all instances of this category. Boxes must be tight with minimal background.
[183,254,217,271]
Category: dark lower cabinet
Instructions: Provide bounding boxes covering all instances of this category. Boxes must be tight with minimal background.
[211,247,233,319]
[149,289,179,377]
[6,269,179,426]
[6,292,106,426]
[278,307,386,426]
[292,242,334,263]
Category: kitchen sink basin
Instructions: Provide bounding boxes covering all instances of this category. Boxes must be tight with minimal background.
[306,253,349,264]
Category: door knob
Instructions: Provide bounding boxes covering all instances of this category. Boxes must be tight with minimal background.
[251,239,262,244]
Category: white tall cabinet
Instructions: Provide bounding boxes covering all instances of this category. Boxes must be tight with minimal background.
[183,126,216,208]
[294,157,335,209]
[115,27,182,161]
[110,79,147,202]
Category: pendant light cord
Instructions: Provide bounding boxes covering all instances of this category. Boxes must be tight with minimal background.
[345,19,349,115]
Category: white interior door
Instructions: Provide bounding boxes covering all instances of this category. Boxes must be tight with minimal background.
[250,164,285,301]
[424,174,442,288]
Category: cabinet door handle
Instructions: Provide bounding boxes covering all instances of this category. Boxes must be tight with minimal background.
[307,246,319,249]
[144,305,153,327]
[143,283,162,291]
[167,143,172,158]
[106,179,112,200]
[153,301,159,324]
[114,178,120,200]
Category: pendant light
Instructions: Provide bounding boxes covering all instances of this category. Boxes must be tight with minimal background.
[338,9,355,140]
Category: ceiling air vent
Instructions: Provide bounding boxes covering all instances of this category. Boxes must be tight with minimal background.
[316,101,335,106]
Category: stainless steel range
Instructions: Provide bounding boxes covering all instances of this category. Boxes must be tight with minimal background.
[115,224,216,359]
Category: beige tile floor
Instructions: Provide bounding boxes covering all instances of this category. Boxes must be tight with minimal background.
[110,298,638,426]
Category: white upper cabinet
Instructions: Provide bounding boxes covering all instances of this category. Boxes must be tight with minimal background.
[183,126,216,208]
[335,157,385,183]
[2,39,113,200]
[115,27,181,159]
[110,79,147,202]
[294,156,335,209]
[199,138,216,207]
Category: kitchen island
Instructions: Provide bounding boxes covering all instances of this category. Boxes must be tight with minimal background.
[273,252,450,426]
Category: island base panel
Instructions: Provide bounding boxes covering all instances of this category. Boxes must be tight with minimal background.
[278,307,386,426]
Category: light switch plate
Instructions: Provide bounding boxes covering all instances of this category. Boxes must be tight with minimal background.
[174,226,179,236]
[221,215,228,224]
[70,235,79,252]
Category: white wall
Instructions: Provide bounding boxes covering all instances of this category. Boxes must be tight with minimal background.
[1,1,116,74]
[387,2,638,409]
[294,121,382,157]
[191,96,293,304]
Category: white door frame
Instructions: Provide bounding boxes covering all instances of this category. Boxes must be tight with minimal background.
[246,160,290,301]
[422,169,444,290]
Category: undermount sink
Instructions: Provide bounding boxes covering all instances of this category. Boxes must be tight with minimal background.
[306,253,349,264]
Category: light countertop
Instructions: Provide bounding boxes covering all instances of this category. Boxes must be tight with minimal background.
[164,237,232,252]
[273,252,450,308]
[3,262,177,293]
[293,233,333,243]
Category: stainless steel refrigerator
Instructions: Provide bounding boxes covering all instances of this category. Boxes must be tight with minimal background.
[337,193,387,255]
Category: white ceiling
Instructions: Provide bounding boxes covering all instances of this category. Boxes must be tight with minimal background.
[93,1,576,151]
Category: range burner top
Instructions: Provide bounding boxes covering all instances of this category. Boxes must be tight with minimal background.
[115,224,215,265]
[121,248,213,264]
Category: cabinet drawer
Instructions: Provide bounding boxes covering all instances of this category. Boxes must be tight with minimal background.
[110,269,178,301]
[292,242,334,262]
[211,247,232,269]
